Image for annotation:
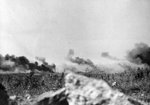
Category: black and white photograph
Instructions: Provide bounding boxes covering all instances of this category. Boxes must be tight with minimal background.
[0,0,150,105]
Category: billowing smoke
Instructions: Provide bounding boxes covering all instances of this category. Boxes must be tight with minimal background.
[101,52,118,60]
[67,49,96,68]
[35,57,48,65]
[0,54,55,72]
[35,56,56,72]
[0,54,15,71]
[65,49,127,73]
[126,43,150,66]
[1,60,15,69]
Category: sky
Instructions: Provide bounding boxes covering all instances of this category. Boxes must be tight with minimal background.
[1,0,150,65]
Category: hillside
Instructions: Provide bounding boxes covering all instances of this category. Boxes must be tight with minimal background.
[0,72,64,97]
[1,66,150,103]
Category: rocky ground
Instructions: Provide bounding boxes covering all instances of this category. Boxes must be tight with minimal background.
[1,72,149,105]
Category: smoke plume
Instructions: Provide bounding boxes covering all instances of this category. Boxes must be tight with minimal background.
[0,54,55,72]
[35,57,48,65]
[101,52,118,60]
[126,43,150,66]
[67,49,96,68]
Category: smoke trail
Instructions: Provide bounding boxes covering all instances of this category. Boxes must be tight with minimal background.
[67,49,96,68]
[65,49,127,73]
[101,52,119,60]
[126,43,150,66]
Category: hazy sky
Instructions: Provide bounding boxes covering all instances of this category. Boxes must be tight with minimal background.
[1,0,150,64]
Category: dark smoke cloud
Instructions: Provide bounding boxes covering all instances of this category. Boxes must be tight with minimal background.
[67,49,96,68]
[101,52,119,60]
[35,57,48,65]
[126,43,150,66]
[0,54,55,72]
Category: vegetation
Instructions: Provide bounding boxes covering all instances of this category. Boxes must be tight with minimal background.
[0,53,150,103]
[1,66,150,103]
[78,67,150,102]
[0,72,64,96]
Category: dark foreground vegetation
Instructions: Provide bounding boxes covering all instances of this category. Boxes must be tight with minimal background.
[79,67,150,102]
[1,43,150,104]
[0,72,64,97]
[0,64,150,103]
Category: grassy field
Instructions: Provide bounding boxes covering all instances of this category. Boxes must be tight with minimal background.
[0,67,150,103]
[0,72,64,96]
